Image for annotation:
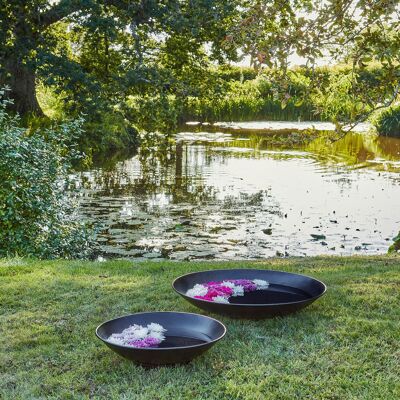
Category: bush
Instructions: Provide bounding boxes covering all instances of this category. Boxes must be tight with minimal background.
[80,110,140,154]
[0,90,95,259]
[388,231,400,253]
[180,76,317,122]
[374,104,400,137]
[126,94,180,132]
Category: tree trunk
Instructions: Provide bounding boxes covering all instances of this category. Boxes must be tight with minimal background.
[3,57,44,117]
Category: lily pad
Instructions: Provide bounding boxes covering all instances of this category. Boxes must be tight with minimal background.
[311,234,326,240]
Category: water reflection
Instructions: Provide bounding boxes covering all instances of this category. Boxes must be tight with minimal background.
[76,126,400,260]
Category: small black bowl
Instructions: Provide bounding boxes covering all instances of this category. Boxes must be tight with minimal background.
[96,311,226,366]
[173,269,326,319]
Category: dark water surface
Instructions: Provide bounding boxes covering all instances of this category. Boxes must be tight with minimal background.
[159,336,208,348]
[229,286,310,304]
[75,121,400,261]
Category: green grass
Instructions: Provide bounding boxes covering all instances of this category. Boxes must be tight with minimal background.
[1,256,399,399]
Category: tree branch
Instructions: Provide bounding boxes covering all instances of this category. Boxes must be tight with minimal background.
[330,84,400,142]
[39,0,126,28]
[39,0,86,28]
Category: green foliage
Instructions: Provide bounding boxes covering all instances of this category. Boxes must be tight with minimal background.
[80,111,140,154]
[311,71,364,122]
[2,1,399,148]
[227,1,400,123]
[35,84,139,153]
[388,231,400,253]
[173,64,397,124]
[374,104,400,137]
[126,94,181,133]
[0,92,94,259]
[215,66,258,82]
[36,83,67,120]
[179,72,318,122]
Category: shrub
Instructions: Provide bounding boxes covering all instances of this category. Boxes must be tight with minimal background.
[374,104,400,137]
[80,110,140,153]
[388,232,400,253]
[0,90,95,259]
[126,94,180,132]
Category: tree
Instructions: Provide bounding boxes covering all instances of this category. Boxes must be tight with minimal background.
[0,0,238,117]
[224,0,400,131]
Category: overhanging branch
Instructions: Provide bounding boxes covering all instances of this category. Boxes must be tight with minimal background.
[39,0,127,28]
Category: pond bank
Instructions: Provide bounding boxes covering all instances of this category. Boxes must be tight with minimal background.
[1,256,399,399]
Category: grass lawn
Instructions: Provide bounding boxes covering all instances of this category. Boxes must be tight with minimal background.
[1,256,399,399]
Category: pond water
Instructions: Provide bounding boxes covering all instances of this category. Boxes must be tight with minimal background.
[76,121,400,261]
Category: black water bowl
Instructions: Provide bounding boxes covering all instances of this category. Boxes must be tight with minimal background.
[96,311,226,366]
[173,269,326,319]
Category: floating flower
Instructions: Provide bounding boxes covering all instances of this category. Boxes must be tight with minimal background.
[108,323,166,348]
[213,295,230,304]
[186,278,269,304]
[186,283,209,298]
[253,279,269,289]
[147,323,166,333]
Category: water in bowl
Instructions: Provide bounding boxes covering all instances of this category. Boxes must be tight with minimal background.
[159,336,209,347]
[229,285,311,304]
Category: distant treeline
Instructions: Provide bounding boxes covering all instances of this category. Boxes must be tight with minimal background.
[37,63,399,154]
[126,63,398,133]
[176,64,395,124]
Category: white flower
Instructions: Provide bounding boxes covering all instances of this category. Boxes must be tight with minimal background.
[221,281,244,296]
[186,284,208,297]
[108,322,167,347]
[253,279,269,289]
[132,326,149,339]
[221,281,235,289]
[147,331,166,341]
[233,285,245,296]
[122,324,140,335]
[122,324,149,339]
[147,323,166,333]
[108,334,125,345]
[213,295,230,304]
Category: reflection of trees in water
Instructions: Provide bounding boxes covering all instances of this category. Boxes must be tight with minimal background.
[211,130,400,170]
[367,136,400,161]
[306,133,400,168]
[77,131,400,212]
[222,191,270,209]
[78,143,218,207]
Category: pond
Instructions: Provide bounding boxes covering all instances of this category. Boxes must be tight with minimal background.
[76,121,400,261]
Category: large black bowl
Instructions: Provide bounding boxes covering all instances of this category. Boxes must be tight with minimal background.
[96,311,226,366]
[173,269,326,319]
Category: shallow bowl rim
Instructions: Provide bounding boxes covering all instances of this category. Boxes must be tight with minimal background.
[96,311,227,351]
[172,268,327,307]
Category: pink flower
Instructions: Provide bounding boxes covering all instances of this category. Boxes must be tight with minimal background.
[194,284,233,302]
[194,293,217,301]
[128,337,161,348]
[205,281,222,287]
[127,339,148,348]
[144,337,161,347]
[188,278,269,304]
[216,285,234,296]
